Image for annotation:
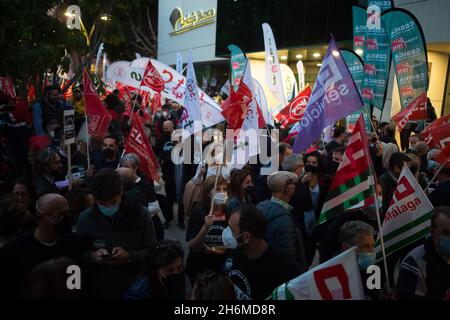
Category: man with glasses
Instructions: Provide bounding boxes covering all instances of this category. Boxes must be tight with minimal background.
[0,193,85,299]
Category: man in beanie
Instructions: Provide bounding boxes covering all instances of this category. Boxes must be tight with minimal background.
[256,171,307,270]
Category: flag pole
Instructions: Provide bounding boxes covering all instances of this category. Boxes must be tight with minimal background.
[209,163,223,215]
[84,113,91,169]
[370,179,391,291]
[424,161,446,191]
[67,144,73,191]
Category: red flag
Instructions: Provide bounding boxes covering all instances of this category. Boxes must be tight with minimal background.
[221,81,252,130]
[125,114,160,182]
[83,70,112,139]
[275,86,312,128]
[29,135,51,153]
[436,142,450,169]
[421,114,450,148]
[0,77,16,98]
[150,92,162,116]
[140,60,164,93]
[392,92,427,131]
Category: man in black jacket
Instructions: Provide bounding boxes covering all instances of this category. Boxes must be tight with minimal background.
[379,152,410,209]
[76,168,157,299]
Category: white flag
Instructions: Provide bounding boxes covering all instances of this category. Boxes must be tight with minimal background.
[182,51,203,139]
[280,64,298,103]
[262,23,287,106]
[375,165,434,260]
[176,52,183,75]
[296,60,305,91]
[253,78,273,126]
[272,248,365,300]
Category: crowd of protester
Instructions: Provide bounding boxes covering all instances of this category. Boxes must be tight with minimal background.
[0,85,449,300]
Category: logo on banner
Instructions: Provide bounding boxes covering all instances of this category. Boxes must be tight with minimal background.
[392,38,408,52]
[362,88,374,100]
[400,86,416,97]
[384,175,420,222]
[366,38,379,50]
[396,62,413,75]
[290,96,309,121]
[354,36,365,48]
[364,64,377,76]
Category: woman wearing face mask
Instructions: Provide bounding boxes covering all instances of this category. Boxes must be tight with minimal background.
[185,175,229,286]
[227,166,254,213]
[124,240,185,300]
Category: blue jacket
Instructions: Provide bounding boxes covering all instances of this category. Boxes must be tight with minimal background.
[257,199,307,270]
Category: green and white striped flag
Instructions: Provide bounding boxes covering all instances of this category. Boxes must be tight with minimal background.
[375,166,434,260]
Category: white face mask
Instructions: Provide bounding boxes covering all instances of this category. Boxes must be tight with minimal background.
[222,226,238,249]
[213,192,228,205]
[162,111,168,118]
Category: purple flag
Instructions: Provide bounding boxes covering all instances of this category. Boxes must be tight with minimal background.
[292,38,364,153]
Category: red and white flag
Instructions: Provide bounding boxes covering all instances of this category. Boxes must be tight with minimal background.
[83,70,112,139]
[181,51,202,139]
[275,86,312,128]
[125,114,160,182]
[140,60,164,93]
[0,77,16,98]
[392,92,427,131]
[421,114,450,149]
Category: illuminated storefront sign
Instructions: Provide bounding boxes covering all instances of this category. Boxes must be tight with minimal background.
[169,7,216,36]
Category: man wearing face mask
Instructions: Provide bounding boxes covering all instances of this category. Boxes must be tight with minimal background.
[76,169,157,299]
[396,206,450,299]
[0,193,85,299]
[222,205,302,300]
[379,152,411,209]
[338,221,381,299]
[92,135,121,172]
[428,166,450,207]
[33,149,64,197]
[329,147,345,176]
[256,171,307,269]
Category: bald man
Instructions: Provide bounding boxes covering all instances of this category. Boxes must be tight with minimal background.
[0,193,87,299]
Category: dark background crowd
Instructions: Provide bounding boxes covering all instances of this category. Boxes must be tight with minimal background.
[0,85,449,300]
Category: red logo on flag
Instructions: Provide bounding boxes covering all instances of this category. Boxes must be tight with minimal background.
[392,92,427,131]
[366,38,378,50]
[362,88,374,100]
[354,36,365,48]
[275,86,312,128]
[392,38,408,52]
[400,86,415,97]
[141,60,164,93]
[364,64,377,76]
[396,62,413,75]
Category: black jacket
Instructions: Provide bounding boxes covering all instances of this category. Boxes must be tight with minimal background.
[76,193,157,299]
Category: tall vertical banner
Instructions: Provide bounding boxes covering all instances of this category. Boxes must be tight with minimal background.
[280,64,298,104]
[382,8,429,110]
[253,79,273,126]
[262,23,287,106]
[181,51,203,139]
[292,38,364,153]
[352,6,367,58]
[296,60,305,92]
[360,1,393,111]
[228,44,246,92]
[341,50,372,132]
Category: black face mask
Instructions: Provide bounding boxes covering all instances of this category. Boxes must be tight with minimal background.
[330,161,340,174]
[103,148,115,159]
[54,215,74,235]
[244,186,256,195]
[305,165,318,174]
[162,272,185,298]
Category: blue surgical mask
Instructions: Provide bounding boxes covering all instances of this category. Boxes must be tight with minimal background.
[438,236,450,260]
[358,252,376,271]
[428,160,438,172]
[97,203,120,217]
[222,227,240,249]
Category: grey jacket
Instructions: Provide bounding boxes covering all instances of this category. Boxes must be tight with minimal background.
[76,193,157,299]
[257,199,307,271]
